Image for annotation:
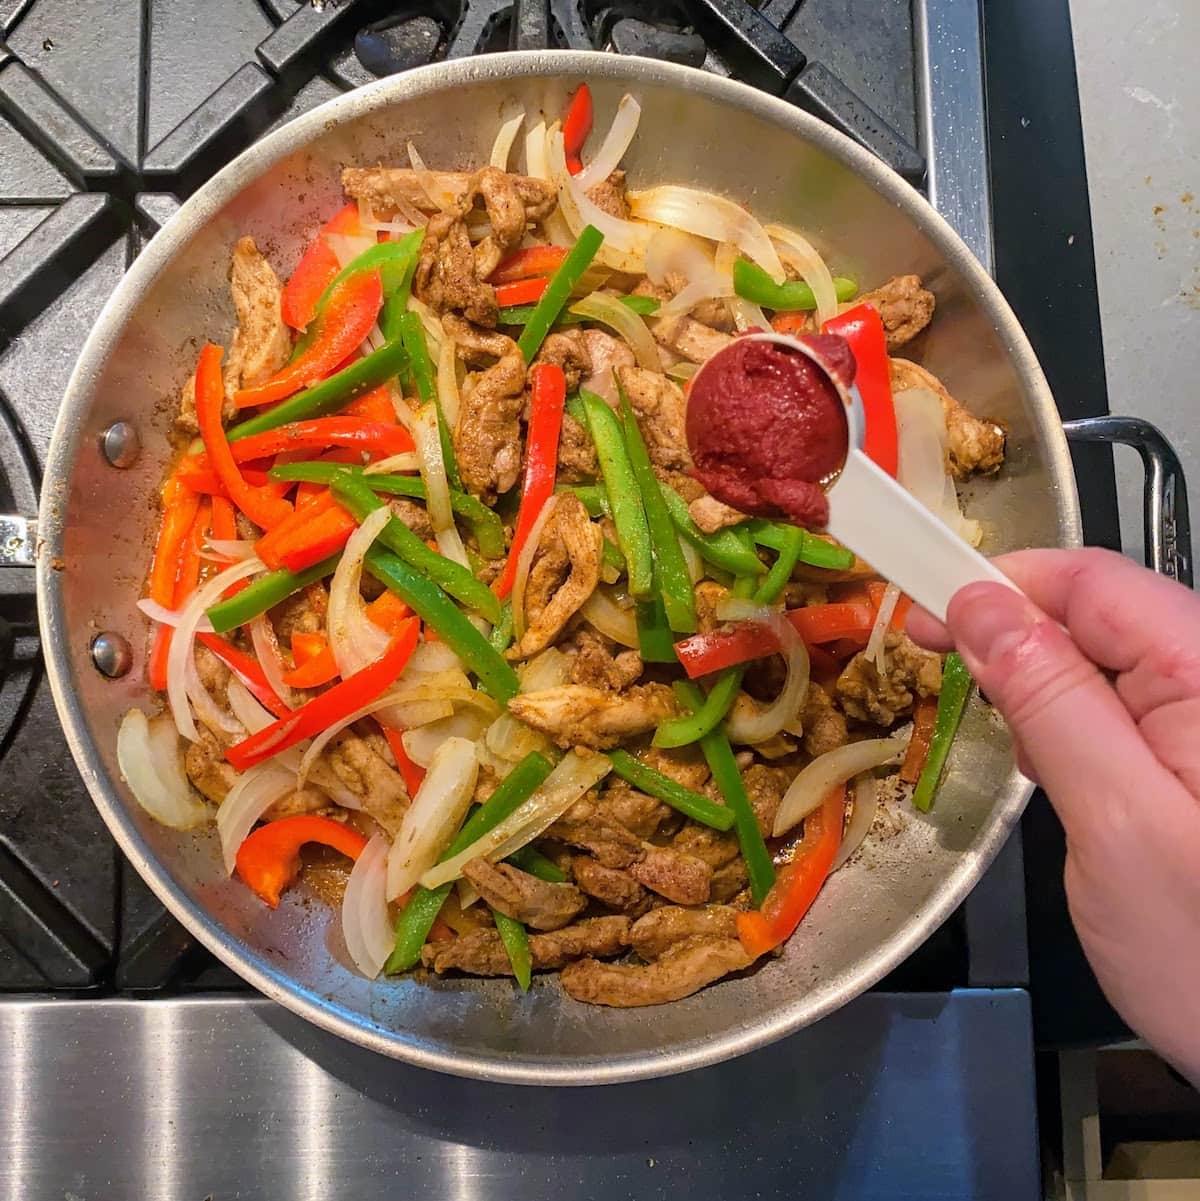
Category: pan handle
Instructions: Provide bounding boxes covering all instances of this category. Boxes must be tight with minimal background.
[1063,416,1193,587]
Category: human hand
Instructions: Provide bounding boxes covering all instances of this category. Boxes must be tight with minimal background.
[907,548,1200,1085]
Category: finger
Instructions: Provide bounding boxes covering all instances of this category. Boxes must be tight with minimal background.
[904,603,954,651]
[986,549,1200,716]
[945,581,1183,844]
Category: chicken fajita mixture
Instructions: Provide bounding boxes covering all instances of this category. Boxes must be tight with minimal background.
[122,86,1007,1006]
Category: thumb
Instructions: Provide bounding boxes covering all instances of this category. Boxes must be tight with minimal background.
[945,582,1168,841]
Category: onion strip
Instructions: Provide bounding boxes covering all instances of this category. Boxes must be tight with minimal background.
[341,833,394,978]
[865,582,901,671]
[511,494,558,643]
[363,453,418,475]
[574,94,641,190]
[724,611,810,746]
[216,761,299,874]
[832,776,879,871]
[436,331,461,428]
[250,614,292,710]
[773,734,907,837]
[524,118,574,246]
[117,709,210,830]
[489,110,526,170]
[580,587,639,648]
[765,223,840,328]
[412,404,469,568]
[328,507,392,681]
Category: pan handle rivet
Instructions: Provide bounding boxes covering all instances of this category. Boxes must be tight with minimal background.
[91,632,133,679]
[101,422,140,468]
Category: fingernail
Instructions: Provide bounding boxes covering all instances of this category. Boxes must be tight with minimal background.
[948,584,1040,666]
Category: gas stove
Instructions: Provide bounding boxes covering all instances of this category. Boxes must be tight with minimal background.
[0,0,1116,1195]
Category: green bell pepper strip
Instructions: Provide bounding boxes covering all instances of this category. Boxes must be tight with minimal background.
[752,525,805,605]
[676,681,776,904]
[362,544,519,702]
[563,394,587,427]
[506,844,567,883]
[913,652,972,812]
[398,310,463,490]
[499,293,659,328]
[227,340,410,441]
[385,883,452,974]
[747,518,857,572]
[636,598,677,663]
[332,473,501,625]
[517,225,604,361]
[380,231,425,344]
[269,461,504,559]
[556,483,609,518]
[206,554,339,634]
[384,751,557,973]
[607,749,735,832]
[492,909,533,990]
[731,259,859,312]
[580,390,653,598]
[619,381,696,633]
[601,537,625,576]
[659,484,764,577]
[489,601,514,654]
[653,667,744,749]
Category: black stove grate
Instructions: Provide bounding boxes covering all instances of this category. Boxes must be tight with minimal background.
[0,0,973,996]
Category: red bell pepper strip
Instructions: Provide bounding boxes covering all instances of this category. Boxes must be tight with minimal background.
[148,498,209,690]
[211,494,238,542]
[220,418,412,464]
[196,632,292,718]
[737,786,845,958]
[282,632,340,688]
[236,814,368,908]
[787,602,877,647]
[195,344,293,530]
[366,589,412,634]
[823,303,897,477]
[491,245,568,284]
[278,505,358,573]
[343,383,398,425]
[901,694,938,784]
[280,203,363,330]
[493,363,566,600]
[148,473,201,608]
[226,618,419,771]
[234,269,384,410]
[254,489,347,572]
[770,311,811,336]
[562,83,593,175]
[494,277,551,307]
[384,726,426,797]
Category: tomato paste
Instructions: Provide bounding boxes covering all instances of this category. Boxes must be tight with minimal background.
[686,334,854,529]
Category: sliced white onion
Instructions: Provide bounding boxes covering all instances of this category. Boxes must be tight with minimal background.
[136,598,213,632]
[665,360,699,383]
[408,640,465,676]
[387,193,431,231]
[765,223,839,329]
[574,94,641,190]
[894,388,982,546]
[216,761,299,874]
[526,117,580,247]
[511,494,558,643]
[412,404,469,568]
[457,878,482,910]
[715,241,771,332]
[865,582,901,671]
[519,645,571,692]
[568,292,659,369]
[679,535,703,586]
[421,749,612,889]
[628,186,784,283]
[489,110,526,170]
[363,452,418,475]
[401,709,490,768]
[328,507,392,681]
[226,677,304,773]
[117,709,210,830]
[580,587,639,648]
[405,294,443,353]
[773,734,907,837]
[436,331,460,428]
[166,556,265,742]
[341,832,394,978]
[387,735,479,899]
[407,141,457,212]
[358,195,418,236]
[832,775,880,872]
[645,230,735,320]
[483,711,553,765]
[548,125,651,272]
[725,612,810,746]
[250,614,292,709]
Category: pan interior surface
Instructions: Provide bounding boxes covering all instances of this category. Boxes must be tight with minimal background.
[38,53,1077,1085]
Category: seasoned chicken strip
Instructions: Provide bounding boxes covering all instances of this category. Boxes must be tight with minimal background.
[341,166,555,222]
[836,631,942,726]
[889,357,1007,478]
[507,683,677,750]
[628,843,712,905]
[443,314,527,501]
[614,365,692,472]
[560,935,753,1007]
[687,493,748,533]
[511,495,602,660]
[323,734,410,836]
[629,904,740,961]
[461,858,587,931]
[571,856,649,913]
[858,274,936,350]
[422,915,632,975]
[578,329,635,406]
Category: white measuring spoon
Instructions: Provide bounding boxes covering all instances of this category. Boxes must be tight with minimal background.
[709,332,1018,624]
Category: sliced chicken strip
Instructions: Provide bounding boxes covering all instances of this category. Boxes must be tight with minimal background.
[858,274,935,350]
[461,858,587,931]
[629,904,740,960]
[507,683,677,750]
[422,915,632,975]
[614,365,692,472]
